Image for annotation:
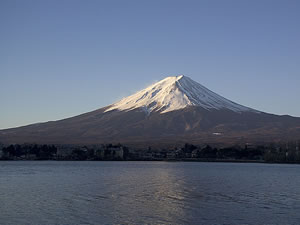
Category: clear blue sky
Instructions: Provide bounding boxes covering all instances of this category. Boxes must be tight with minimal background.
[1,0,300,129]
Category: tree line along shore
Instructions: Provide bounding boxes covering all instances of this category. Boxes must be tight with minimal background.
[1,141,300,164]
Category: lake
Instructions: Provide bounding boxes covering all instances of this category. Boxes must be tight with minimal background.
[0,161,299,225]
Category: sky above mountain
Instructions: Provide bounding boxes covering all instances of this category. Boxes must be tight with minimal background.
[1,0,300,129]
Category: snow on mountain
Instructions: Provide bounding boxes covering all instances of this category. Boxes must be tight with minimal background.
[105,75,258,114]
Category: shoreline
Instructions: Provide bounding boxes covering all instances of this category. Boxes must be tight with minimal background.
[1,158,299,165]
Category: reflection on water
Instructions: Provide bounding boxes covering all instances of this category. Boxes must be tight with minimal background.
[0,161,300,225]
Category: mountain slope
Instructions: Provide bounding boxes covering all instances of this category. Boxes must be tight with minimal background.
[1,75,300,146]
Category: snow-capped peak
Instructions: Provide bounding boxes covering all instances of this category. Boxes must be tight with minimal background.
[105,75,257,114]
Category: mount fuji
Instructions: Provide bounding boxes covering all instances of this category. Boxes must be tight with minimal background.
[1,75,300,146]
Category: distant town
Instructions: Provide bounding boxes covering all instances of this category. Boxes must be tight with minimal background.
[1,141,300,163]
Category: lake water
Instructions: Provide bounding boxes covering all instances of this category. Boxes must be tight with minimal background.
[0,161,299,225]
